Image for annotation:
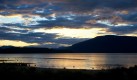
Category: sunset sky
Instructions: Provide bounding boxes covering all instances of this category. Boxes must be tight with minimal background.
[0,0,137,48]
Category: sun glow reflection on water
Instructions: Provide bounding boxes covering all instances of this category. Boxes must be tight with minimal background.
[0,53,137,70]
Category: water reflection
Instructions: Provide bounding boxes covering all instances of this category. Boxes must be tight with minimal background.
[0,53,137,70]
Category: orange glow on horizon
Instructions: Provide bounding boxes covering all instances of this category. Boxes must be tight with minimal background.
[0,40,38,47]
[33,27,107,38]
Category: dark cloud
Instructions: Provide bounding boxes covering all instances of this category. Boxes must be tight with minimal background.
[36,15,94,28]
[0,27,87,48]
[108,25,137,34]
[61,0,135,11]
[0,0,50,4]
[1,0,137,11]
[0,27,11,33]
[0,31,56,43]
[39,38,87,48]
[120,12,137,22]
[0,0,136,17]
[33,9,53,16]
[51,38,87,45]
[0,11,11,16]
[1,0,137,47]
[0,4,6,10]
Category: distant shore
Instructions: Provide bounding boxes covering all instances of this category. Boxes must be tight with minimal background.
[1,35,137,53]
[0,63,137,80]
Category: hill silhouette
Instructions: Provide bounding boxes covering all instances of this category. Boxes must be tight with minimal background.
[65,35,137,53]
[0,46,72,53]
[0,35,137,53]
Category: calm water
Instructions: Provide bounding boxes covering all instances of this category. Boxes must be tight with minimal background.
[0,53,137,70]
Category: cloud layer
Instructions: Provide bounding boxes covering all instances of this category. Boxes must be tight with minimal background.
[0,0,137,47]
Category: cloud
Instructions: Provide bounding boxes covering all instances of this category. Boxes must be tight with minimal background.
[64,0,135,13]
[1,0,137,48]
[108,25,137,34]
[36,14,94,28]
[0,40,38,47]
[121,12,137,22]
[0,27,89,48]
[1,0,137,12]
[0,30,56,43]
[0,11,11,16]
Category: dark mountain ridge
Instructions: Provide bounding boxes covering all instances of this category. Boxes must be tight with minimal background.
[0,46,72,53]
[65,35,137,53]
[0,35,137,53]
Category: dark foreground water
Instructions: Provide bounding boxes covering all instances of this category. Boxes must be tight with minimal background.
[0,53,137,70]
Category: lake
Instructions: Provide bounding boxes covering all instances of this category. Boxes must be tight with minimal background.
[0,53,137,70]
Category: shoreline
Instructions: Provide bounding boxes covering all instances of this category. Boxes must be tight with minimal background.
[0,63,137,80]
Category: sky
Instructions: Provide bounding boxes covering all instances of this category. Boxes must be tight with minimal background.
[0,0,137,48]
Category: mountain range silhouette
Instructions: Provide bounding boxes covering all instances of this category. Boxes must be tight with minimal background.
[0,35,137,53]
[66,35,137,53]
